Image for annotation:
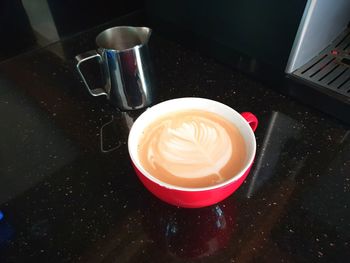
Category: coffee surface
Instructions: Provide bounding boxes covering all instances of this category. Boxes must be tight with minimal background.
[137,110,246,188]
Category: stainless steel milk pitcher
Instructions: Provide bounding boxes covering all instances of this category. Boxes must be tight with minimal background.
[75,26,155,110]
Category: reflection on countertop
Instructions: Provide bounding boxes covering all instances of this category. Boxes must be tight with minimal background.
[0,16,350,263]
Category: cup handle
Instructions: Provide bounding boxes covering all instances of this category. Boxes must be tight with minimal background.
[75,50,108,97]
[241,112,258,132]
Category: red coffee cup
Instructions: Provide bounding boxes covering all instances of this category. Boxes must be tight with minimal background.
[128,98,258,208]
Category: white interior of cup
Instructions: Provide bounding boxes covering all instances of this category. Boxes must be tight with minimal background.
[128,97,256,191]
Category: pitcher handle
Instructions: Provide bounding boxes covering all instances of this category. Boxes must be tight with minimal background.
[75,51,108,97]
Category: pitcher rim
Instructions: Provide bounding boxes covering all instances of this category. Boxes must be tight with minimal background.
[95,26,152,52]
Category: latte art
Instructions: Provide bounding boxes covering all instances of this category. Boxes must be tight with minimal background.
[150,117,232,179]
[138,110,246,188]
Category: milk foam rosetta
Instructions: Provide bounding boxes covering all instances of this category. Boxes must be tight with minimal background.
[150,117,232,179]
[138,110,246,188]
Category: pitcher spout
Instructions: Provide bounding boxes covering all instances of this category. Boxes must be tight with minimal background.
[137,27,152,45]
[96,26,152,51]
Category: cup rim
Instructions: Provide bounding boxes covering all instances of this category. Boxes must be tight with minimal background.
[128,97,256,192]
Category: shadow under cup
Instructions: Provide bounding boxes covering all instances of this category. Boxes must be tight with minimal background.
[128,98,257,208]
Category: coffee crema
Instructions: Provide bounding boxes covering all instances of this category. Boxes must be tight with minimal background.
[137,109,246,188]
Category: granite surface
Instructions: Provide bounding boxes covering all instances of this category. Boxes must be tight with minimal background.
[0,18,350,263]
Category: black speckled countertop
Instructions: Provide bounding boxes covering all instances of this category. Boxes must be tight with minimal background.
[1,17,350,263]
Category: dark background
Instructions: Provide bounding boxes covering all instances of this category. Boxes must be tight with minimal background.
[0,0,306,72]
[0,0,143,61]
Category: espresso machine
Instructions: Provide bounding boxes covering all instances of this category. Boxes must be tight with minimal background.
[286,0,350,123]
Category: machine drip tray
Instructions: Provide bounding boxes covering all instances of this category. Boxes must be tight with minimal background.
[292,28,350,99]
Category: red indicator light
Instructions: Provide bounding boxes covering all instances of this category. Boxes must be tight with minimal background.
[331,50,339,55]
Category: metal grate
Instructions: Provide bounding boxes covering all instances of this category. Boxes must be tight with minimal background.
[292,28,350,98]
